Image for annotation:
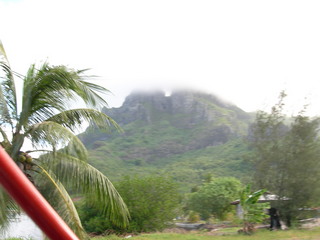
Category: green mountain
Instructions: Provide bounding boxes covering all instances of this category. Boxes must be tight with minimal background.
[80,90,254,192]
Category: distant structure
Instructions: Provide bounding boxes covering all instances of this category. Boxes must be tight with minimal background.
[231,192,289,218]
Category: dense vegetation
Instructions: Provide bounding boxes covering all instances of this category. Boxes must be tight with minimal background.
[251,91,320,226]
[77,90,320,236]
[80,90,254,192]
[78,175,180,234]
[187,177,242,220]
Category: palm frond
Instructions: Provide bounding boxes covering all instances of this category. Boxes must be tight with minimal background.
[47,108,122,133]
[20,64,72,127]
[0,41,17,122]
[0,83,13,128]
[0,188,20,234]
[0,41,9,62]
[0,127,10,143]
[0,42,18,124]
[35,165,89,240]
[40,152,129,227]
[26,121,88,160]
[19,64,40,126]
[71,76,111,109]
[21,64,110,128]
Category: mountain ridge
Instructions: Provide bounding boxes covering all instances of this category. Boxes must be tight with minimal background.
[80,89,254,191]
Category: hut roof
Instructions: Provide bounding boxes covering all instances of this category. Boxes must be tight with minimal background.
[231,192,290,205]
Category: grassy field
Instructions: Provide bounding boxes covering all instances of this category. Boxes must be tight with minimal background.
[6,227,320,240]
[93,227,320,240]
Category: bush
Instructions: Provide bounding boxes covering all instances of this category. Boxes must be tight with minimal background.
[187,211,201,223]
[187,177,242,220]
[116,175,181,232]
[77,175,181,234]
[76,201,119,235]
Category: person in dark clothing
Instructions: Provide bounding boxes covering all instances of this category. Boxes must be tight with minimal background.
[268,207,281,230]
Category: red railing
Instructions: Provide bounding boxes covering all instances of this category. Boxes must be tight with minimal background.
[0,146,79,240]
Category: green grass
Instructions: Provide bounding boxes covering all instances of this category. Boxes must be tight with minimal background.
[6,228,320,240]
[93,228,320,240]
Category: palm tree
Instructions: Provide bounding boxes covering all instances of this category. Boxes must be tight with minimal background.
[0,41,129,239]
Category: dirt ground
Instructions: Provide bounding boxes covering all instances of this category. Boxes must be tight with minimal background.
[165,218,320,235]
[300,218,320,229]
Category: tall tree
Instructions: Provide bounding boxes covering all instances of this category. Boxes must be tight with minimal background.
[251,91,320,226]
[250,91,288,191]
[0,41,129,239]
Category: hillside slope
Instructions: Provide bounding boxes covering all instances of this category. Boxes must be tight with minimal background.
[80,90,254,191]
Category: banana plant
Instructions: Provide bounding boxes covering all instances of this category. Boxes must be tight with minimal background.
[239,184,268,234]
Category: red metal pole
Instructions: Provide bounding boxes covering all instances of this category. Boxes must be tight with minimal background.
[0,146,80,240]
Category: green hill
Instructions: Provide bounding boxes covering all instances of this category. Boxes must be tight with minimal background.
[80,90,254,192]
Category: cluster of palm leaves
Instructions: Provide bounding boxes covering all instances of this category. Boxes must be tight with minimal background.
[0,41,129,239]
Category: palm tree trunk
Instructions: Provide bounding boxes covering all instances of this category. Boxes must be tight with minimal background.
[11,132,24,160]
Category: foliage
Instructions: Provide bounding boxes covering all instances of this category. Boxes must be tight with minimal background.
[85,137,251,193]
[78,175,181,234]
[0,41,129,239]
[78,90,253,193]
[187,211,201,223]
[251,91,320,226]
[239,184,269,234]
[116,175,181,233]
[187,177,242,220]
[76,201,120,235]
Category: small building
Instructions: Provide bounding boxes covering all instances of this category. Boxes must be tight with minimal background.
[230,192,289,218]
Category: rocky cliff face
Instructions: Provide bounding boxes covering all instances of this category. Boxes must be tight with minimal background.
[81,90,252,153]
[103,90,250,128]
[79,90,253,188]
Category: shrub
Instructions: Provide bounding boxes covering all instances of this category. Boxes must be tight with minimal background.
[116,175,181,232]
[187,211,201,223]
[78,175,181,234]
[187,177,242,220]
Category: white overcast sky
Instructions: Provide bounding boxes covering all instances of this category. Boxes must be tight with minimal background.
[1,0,320,116]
